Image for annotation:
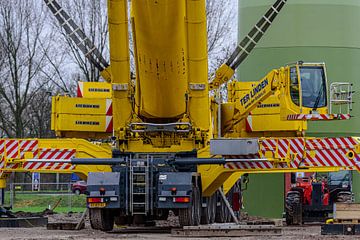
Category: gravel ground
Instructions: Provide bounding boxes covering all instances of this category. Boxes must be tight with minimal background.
[0,213,357,240]
[0,225,357,240]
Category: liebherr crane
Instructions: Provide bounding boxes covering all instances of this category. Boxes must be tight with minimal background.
[0,0,358,231]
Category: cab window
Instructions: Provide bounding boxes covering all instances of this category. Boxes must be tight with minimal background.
[299,66,327,109]
[290,67,300,105]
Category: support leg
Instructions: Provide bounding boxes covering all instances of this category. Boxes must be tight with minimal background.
[218,188,239,224]
[0,178,6,206]
[0,188,4,206]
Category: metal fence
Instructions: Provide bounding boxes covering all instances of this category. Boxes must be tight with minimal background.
[5,182,86,212]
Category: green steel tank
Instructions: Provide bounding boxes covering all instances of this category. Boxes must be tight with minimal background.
[238,0,360,218]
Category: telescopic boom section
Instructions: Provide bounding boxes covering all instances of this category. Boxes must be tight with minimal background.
[44,0,111,81]
[209,0,287,90]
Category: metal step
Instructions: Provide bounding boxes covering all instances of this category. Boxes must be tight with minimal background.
[133,183,146,186]
[129,155,152,216]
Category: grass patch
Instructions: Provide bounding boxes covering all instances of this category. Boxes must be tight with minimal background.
[4,192,87,213]
[12,206,86,213]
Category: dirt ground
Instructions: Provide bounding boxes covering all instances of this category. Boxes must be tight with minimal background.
[0,213,358,240]
[1,225,357,240]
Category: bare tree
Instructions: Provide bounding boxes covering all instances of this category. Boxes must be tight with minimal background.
[0,1,54,137]
[26,86,54,138]
[206,0,237,74]
[39,27,77,94]
[53,0,109,83]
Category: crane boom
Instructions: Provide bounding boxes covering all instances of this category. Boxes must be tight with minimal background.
[44,0,111,81]
[209,0,287,90]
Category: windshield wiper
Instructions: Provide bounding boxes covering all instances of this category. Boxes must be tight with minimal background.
[312,83,324,111]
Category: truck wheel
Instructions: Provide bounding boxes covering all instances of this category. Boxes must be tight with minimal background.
[200,194,216,224]
[155,209,169,220]
[215,193,227,223]
[336,191,353,203]
[179,184,201,226]
[209,194,216,223]
[226,205,232,223]
[285,191,302,225]
[89,208,114,231]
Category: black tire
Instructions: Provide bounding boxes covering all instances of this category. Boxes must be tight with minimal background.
[193,185,201,225]
[154,209,169,220]
[226,204,232,223]
[285,191,302,225]
[336,191,353,203]
[179,183,201,226]
[74,189,81,195]
[89,208,114,231]
[215,192,227,223]
[201,195,216,224]
[209,194,216,224]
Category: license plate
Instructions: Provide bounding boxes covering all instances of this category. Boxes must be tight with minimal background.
[89,202,106,208]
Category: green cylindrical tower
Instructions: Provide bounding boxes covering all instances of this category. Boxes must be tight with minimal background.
[239,0,360,217]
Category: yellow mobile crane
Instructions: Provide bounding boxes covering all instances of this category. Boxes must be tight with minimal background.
[0,0,359,231]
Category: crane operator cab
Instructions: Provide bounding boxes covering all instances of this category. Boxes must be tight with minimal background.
[282,62,330,118]
[289,62,327,111]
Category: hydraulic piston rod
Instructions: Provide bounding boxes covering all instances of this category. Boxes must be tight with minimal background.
[24,157,268,166]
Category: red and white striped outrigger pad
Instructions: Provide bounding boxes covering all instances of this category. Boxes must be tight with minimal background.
[0,139,76,172]
[224,137,360,171]
[287,114,351,121]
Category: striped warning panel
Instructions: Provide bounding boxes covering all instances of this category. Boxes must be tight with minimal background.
[224,137,360,171]
[0,140,39,159]
[304,138,359,169]
[0,140,5,169]
[0,158,4,170]
[245,113,253,132]
[22,161,75,171]
[5,140,19,159]
[224,138,295,169]
[20,140,38,158]
[258,138,305,169]
[22,148,76,171]
[106,99,113,116]
[287,114,351,121]
[224,160,283,170]
[305,137,357,150]
[0,140,38,171]
[0,140,5,154]
[0,140,19,171]
[37,148,76,160]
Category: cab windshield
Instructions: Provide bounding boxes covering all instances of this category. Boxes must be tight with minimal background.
[290,66,327,109]
[328,171,350,182]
